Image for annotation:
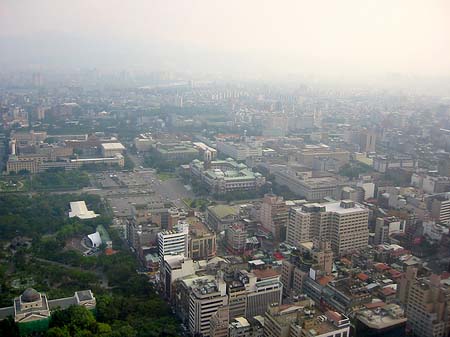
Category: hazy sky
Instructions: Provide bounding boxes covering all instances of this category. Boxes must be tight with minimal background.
[1,0,450,78]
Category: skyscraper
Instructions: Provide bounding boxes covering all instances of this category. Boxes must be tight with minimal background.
[287,200,369,255]
[260,193,289,242]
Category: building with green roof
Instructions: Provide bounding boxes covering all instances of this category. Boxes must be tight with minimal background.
[206,204,240,231]
[190,158,265,196]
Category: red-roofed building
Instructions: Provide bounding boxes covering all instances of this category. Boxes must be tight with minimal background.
[273,252,284,260]
[388,269,403,279]
[379,287,397,303]
[357,273,369,282]
[374,263,390,272]
[364,301,385,309]
[318,276,334,286]
[441,271,450,280]
[340,257,352,266]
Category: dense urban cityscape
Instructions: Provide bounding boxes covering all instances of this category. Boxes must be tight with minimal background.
[1,1,450,337]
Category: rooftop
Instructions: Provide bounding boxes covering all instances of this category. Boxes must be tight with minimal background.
[69,201,99,219]
[207,204,239,219]
[252,268,280,280]
[101,142,125,150]
[231,317,250,328]
[357,303,407,329]
[186,217,214,237]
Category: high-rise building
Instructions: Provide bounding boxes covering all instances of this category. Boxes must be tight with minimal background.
[403,273,450,337]
[226,274,248,320]
[260,194,289,242]
[157,221,189,260]
[398,267,418,305]
[287,200,369,255]
[187,217,217,260]
[359,128,377,153]
[32,72,42,87]
[245,269,283,318]
[431,196,450,223]
[225,223,248,254]
[160,254,195,301]
[281,241,333,300]
[222,268,283,320]
[188,277,228,337]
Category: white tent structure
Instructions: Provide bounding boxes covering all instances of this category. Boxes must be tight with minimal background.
[87,232,102,248]
[69,201,99,219]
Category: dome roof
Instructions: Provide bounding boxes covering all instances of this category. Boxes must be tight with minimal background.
[21,288,40,302]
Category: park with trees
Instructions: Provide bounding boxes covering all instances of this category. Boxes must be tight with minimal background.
[0,194,179,337]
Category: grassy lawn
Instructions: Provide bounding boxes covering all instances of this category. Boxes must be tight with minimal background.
[182,197,210,210]
[157,172,177,181]
[0,177,27,192]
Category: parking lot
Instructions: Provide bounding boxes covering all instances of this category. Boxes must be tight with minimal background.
[90,168,195,217]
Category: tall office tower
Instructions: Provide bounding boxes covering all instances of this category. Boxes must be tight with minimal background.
[244,269,283,318]
[157,221,189,260]
[226,276,248,320]
[209,306,229,337]
[287,200,369,256]
[32,72,42,87]
[225,223,248,254]
[404,274,450,337]
[359,128,377,153]
[160,254,195,301]
[36,107,46,121]
[223,268,283,320]
[188,277,228,337]
[302,240,334,275]
[281,240,333,300]
[260,193,289,242]
[431,196,450,223]
[397,266,418,304]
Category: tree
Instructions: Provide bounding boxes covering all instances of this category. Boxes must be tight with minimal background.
[110,322,136,337]
[46,327,70,337]
[124,155,135,170]
[96,295,119,322]
[0,317,19,337]
[48,306,112,337]
[95,322,112,337]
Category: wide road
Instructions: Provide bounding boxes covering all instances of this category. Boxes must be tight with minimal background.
[158,177,195,208]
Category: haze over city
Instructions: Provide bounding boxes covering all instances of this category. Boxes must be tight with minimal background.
[2,2,450,337]
[1,0,450,80]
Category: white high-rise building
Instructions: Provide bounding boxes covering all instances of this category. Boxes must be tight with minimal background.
[160,254,195,301]
[157,221,189,260]
[287,200,369,255]
[187,276,228,337]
